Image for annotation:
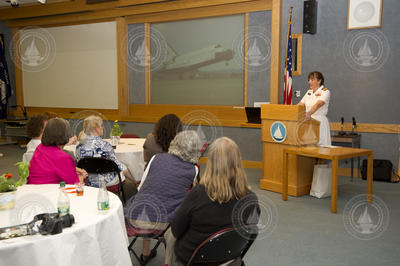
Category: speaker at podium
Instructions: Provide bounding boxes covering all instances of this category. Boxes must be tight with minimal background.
[260,104,320,196]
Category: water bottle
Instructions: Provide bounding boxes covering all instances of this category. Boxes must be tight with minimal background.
[57,181,70,216]
[97,176,109,211]
[111,136,118,149]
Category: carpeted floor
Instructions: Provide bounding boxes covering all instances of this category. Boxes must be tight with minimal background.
[1,144,399,266]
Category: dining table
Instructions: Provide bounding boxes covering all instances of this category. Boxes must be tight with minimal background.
[0,184,132,266]
[64,138,146,182]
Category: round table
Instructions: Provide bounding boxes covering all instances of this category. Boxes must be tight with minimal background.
[113,138,146,182]
[0,184,132,266]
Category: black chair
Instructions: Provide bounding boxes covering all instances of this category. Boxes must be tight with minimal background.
[186,227,257,266]
[126,220,169,266]
[77,157,126,203]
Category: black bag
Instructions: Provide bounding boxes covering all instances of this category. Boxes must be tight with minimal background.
[361,159,393,182]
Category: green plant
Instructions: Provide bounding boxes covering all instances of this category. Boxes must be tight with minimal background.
[0,162,29,193]
[110,120,123,137]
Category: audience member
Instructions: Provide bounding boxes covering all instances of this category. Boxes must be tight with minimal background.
[125,130,202,264]
[164,137,259,266]
[43,111,78,145]
[143,113,182,166]
[23,114,46,163]
[23,112,77,163]
[28,118,87,184]
[41,111,57,121]
[76,115,134,188]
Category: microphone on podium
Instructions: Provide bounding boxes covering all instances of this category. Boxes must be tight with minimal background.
[339,117,345,135]
[351,117,357,135]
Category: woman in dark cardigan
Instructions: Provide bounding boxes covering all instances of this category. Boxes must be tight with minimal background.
[125,130,202,264]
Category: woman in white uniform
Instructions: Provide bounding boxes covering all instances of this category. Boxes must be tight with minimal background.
[298,71,331,146]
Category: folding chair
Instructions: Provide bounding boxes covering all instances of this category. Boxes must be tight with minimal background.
[77,157,126,203]
[126,219,169,266]
[186,227,257,266]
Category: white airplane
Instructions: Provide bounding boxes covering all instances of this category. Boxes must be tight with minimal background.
[156,44,234,78]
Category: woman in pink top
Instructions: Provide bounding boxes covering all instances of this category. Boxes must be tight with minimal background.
[28,118,87,185]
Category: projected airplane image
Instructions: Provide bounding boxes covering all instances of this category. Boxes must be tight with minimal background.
[154,44,235,79]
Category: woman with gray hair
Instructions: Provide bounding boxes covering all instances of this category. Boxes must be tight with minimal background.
[124,130,202,264]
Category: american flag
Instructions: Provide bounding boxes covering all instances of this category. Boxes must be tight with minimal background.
[283,9,293,105]
[0,34,12,118]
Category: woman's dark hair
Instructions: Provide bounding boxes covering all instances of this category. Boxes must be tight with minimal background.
[308,71,324,86]
[41,118,70,146]
[26,114,46,139]
[154,114,182,152]
[42,111,58,121]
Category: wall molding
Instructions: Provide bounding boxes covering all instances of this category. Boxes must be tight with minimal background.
[199,157,362,178]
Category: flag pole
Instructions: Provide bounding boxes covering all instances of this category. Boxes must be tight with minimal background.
[283,7,293,105]
[285,7,293,59]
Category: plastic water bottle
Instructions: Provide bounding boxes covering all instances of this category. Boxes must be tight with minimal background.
[57,181,70,216]
[97,176,109,211]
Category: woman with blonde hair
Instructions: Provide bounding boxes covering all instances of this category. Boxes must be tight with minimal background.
[76,115,134,188]
[163,137,259,266]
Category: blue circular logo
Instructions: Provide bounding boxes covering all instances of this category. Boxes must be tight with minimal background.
[270,121,287,143]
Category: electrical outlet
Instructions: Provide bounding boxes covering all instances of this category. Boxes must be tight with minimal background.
[295,90,301,97]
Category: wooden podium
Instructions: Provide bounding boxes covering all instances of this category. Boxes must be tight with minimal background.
[260,104,320,196]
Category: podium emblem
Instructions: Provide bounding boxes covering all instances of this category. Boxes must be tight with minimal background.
[270,121,287,143]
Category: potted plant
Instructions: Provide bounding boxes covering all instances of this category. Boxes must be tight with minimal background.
[0,162,29,211]
[110,120,123,146]
[110,120,123,137]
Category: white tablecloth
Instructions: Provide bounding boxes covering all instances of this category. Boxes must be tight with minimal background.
[65,138,146,182]
[0,184,132,266]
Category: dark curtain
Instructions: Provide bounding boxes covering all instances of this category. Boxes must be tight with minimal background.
[0,34,11,119]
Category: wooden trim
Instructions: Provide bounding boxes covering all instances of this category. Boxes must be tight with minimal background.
[126,104,247,125]
[243,160,263,169]
[237,121,400,134]
[198,157,208,165]
[330,122,399,134]
[199,157,263,169]
[202,158,363,176]
[125,0,271,24]
[292,33,302,76]
[9,104,400,135]
[269,0,282,104]
[8,107,121,121]
[6,0,269,27]
[0,0,192,21]
[244,13,249,106]
[116,17,129,116]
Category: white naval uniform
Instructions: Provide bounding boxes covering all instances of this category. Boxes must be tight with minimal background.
[300,85,331,146]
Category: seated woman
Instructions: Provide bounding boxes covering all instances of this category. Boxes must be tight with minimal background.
[76,115,134,188]
[28,118,87,184]
[23,114,46,163]
[22,112,59,163]
[143,113,182,166]
[125,130,202,263]
[164,137,259,266]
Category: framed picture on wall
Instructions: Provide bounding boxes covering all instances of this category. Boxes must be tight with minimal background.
[348,0,382,30]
